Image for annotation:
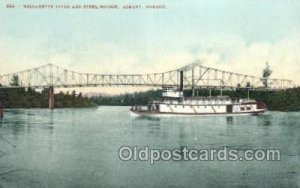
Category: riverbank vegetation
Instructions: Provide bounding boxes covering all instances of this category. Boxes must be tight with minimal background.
[0,76,96,108]
[94,88,300,111]
[1,87,299,111]
[93,90,162,106]
[0,88,97,108]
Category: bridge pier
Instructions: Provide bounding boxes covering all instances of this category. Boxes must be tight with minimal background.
[48,86,54,110]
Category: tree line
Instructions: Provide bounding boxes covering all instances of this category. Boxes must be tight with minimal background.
[0,75,96,108]
[94,88,300,111]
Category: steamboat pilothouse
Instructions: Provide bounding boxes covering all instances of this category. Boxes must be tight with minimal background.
[130,71,267,116]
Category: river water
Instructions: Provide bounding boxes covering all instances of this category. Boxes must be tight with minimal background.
[0,107,299,188]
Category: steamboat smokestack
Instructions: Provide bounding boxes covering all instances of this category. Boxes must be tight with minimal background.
[179,70,183,91]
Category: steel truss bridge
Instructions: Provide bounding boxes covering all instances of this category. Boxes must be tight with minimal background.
[0,60,296,90]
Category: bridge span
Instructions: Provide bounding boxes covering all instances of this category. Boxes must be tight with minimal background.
[0,61,295,89]
[0,61,296,109]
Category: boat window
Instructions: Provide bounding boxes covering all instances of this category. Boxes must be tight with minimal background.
[240,107,245,111]
[246,107,251,110]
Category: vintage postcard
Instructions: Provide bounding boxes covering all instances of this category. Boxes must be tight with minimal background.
[0,1,299,188]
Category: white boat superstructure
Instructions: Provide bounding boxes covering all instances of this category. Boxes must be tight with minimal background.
[130,87,267,117]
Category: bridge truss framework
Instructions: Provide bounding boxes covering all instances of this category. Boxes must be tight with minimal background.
[0,61,296,90]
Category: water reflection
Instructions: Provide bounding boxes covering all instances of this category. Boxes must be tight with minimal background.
[0,109,57,136]
[179,126,185,139]
[47,110,54,133]
[47,112,54,151]
[0,118,3,128]
[226,117,233,125]
[147,119,163,137]
[135,116,161,121]
[256,114,273,126]
[261,114,272,126]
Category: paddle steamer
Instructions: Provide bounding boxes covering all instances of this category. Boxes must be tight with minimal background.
[130,71,267,117]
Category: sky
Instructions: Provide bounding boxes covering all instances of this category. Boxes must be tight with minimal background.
[0,0,299,93]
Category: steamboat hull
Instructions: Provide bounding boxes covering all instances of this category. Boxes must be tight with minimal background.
[130,109,267,117]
